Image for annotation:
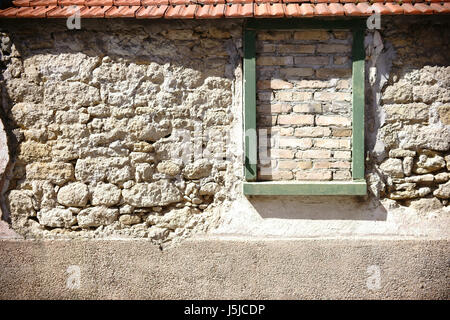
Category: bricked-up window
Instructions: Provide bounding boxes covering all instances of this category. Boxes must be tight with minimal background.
[243,20,366,196]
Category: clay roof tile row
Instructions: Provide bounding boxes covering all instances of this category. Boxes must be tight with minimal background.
[2,1,450,18]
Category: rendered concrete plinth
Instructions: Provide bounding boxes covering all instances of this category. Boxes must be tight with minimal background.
[0,237,448,299]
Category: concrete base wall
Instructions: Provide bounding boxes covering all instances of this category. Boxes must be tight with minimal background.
[0,236,448,299]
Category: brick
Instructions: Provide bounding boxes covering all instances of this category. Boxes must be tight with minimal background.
[333,151,351,159]
[333,31,351,40]
[316,115,351,127]
[314,138,351,149]
[259,169,293,181]
[278,160,312,170]
[334,56,349,65]
[314,91,351,102]
[330,161,351,169]
[294,80,330,89]
[278,114,314,126]
[257,31,292,41]
[316,44,351,53]
[293,103,322,113]
[313,161,332,169]
[257,91,273,102]
[278,137,313,149]
[277,44,315,54]
[336,80,350,89]
[257,79,293,90]
[333,170,352,180]
[258,104,291,114]
[279,127,294,136]
[275,91,313,102]
[294,56,330,66]
[257,114,277,126]
[258,158,276,168]
[280,68,314,78]
[296,150,331,159]
[295,127,331,137]
[332,128,352,137]
[295,170,332,181]
[271,148,295,159]
[316,68,352,79]
[257,43,276,53]
[257,56,293,66]
[293,30,329,41]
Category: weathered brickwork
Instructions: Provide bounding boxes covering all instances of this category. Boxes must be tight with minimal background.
[366,17,450,209]
[256,30,353,181]
[0,20,242,242]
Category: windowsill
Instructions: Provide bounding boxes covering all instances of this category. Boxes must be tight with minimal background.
[243,180,367,196]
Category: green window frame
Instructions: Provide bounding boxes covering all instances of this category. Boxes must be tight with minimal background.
[243,19,367,196]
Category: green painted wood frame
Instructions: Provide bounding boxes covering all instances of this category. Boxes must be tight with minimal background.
[243,18,367,196]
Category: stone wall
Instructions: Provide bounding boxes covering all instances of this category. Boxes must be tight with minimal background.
[256,30,353,181]
[366,16,450,211]
[0,19,242,243]
[0,16,449,243]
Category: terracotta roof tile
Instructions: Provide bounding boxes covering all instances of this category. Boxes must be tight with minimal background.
[114,0,141,5]
[17,5,57,17]
[86,0,113,5]
[343,3,363,16]
[29,0,57,5]
[328,3,343,15]
[141,0,169,5]
[0,7,21,17]
[47,4,81,16]
[197,0,225,4]
[414,2,434,14]
[105,5,139,17]
[402,3,421,15]
[254,3,284,17]
[136,5,168,18]
[80,5,111,17]
[165,4,197,18]
[370,3,390,15]
[1,0,449,19]
[196,4,225,18]
[12,0,30,6]
[224,3,253,17]
[58,0,86,5]
[384,2,403,15]
[314,3,331,15]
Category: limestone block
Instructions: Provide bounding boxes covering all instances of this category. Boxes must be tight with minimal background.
[91,183,121,207]
[413,154,446,174]
[7,190,36,217]
[122,180,183,207]
[380,158,404,178]
[157,161,181,176]
[433,181,450,199]
[77,206,119,228]
[37,208,77,228]
[183,159,213,180]
[26,162,74,185]
[57,182,89,207]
